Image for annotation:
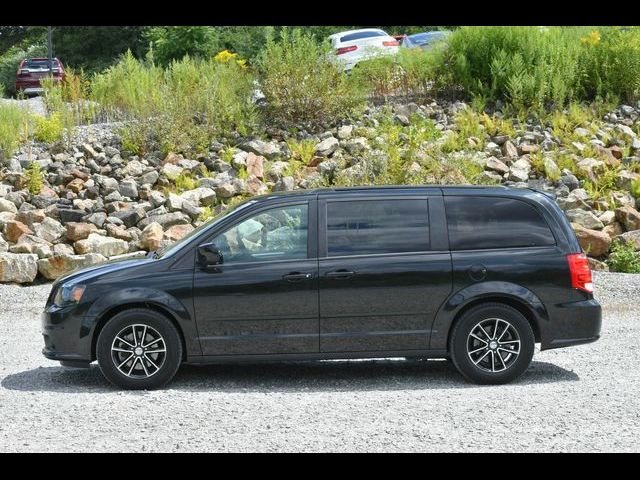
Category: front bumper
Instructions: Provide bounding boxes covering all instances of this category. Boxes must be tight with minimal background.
[540,298,602,350]
[42,304,94,365]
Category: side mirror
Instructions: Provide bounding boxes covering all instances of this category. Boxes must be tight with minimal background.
[197,243,223,268]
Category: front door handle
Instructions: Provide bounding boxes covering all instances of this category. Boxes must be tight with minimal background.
[325,270,356,280]
[283,272,313,282]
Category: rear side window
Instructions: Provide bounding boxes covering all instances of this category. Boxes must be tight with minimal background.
[326,199,429,256]
[445,196,555,250]
[340,31,386,42]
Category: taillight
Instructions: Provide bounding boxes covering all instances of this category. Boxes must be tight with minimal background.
[567,253,593,293]
[383,40,400,47]
[336,45,358,55]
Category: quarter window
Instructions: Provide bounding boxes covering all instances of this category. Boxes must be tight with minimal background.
[211,204,308,264]
[445,196,556,250]
[326,199,430,256]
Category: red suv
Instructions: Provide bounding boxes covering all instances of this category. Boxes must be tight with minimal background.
[15,57,65,96]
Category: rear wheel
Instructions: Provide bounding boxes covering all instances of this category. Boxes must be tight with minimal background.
[96,309,182,390]
[449,303,535,385]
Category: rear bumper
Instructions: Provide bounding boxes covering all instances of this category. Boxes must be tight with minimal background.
[540,298,602,350]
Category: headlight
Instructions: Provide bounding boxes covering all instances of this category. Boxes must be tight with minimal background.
[53,284,86,305]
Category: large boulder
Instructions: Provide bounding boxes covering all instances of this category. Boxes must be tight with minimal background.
[315,137,340,157]
[565,209,604,230]
[138,211,190,230]
[4,220,33,243]
[615,206,640,231]
[0,253,38,283]
[139,222,164,251]
[37,253,107,280]
[66,222,98,241]
[245,153,264,179]
[33,217,66,243]
[240,139,281,160]
[74,233,129,257]
[572,224,612,257]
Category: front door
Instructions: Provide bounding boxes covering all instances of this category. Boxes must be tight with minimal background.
[318,194,452,353]
[193,201,319,356]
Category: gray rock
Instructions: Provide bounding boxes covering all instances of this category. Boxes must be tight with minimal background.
[33,217,66,243]
[315,137,340,157]
[240,139,281,160]
[0,253,38,283]
[345,137,368,155]
[118,179,139,199]
[0,199,17,214]
[138,212,190,230]
[74,233,129,257]
[58,209,87,224]
[566,209,604,230]
[273,176,295,192]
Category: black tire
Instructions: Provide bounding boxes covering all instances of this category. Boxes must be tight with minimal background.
[96,309,183,390]
[449,303,535,385]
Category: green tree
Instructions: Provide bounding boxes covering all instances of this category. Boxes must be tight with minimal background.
[145,26,220,66]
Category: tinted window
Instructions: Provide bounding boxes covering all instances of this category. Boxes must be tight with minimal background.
[340,31,386,42]
[445,196,555,250]
[212,204,308,264]
[24,59,56,69]
[327,199,429,256]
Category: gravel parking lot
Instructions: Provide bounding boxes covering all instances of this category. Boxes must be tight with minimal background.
[0,272,638,452]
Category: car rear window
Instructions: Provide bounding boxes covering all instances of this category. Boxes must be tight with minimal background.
[340,31,386,42]
[326,199,429,256]
[24,59,57,69]
[444,196,556,250]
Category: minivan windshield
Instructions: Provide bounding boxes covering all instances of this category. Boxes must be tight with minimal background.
[156,199,257,259]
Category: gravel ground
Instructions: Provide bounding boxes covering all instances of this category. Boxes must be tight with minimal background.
[0,272,638,452]
[0,96,47,116]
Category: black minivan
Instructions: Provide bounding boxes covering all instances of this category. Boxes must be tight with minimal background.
[42,186,601,389]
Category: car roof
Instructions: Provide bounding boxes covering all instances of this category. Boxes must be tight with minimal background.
[248,185,549,202]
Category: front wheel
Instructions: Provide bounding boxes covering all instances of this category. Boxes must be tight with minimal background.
[96,309,183,390]
[449,303,535,385]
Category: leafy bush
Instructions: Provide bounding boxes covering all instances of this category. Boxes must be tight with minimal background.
[257,28,365,130]
[608,240,640,273]
[24,161,44,194]
[33,112,64,143]
[0,104,29,157]
[286,139,316,164]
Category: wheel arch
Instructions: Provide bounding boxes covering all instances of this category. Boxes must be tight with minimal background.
[445,296,541,351]
[430,281,548,351]
[91,302,188,362]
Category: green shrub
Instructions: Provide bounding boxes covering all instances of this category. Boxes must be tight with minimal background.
[33,112,64,143]
[608,240,640,273]
[91,50,257,155]
[631,179,640,198]
[0,104,29,157]
[24,161,44,194]
[286,138,316,164]
[257,28,365,130]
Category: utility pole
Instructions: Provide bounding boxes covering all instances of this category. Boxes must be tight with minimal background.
[47,26,53,76]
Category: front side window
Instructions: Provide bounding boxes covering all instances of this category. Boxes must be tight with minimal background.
[326,199,430,257]
[445,196,556,250]
[212,204,308,264]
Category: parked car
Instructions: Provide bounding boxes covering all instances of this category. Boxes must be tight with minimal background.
[15,57,65,96]
[401,30,452,50]
[328,28,399,71]
[42,186,601,390]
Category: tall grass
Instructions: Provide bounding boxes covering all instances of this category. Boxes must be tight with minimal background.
[52,50,259,156]
[442,26,640,110]
[0,104,29,158]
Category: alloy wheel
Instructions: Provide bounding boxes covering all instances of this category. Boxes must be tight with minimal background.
[466,318,521,373]
[110,324,167,378]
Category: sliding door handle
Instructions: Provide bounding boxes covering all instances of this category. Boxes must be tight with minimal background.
[325,270,356,280]
[283,272,313,282]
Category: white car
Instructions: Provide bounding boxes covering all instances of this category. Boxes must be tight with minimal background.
[328,28,400,71]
